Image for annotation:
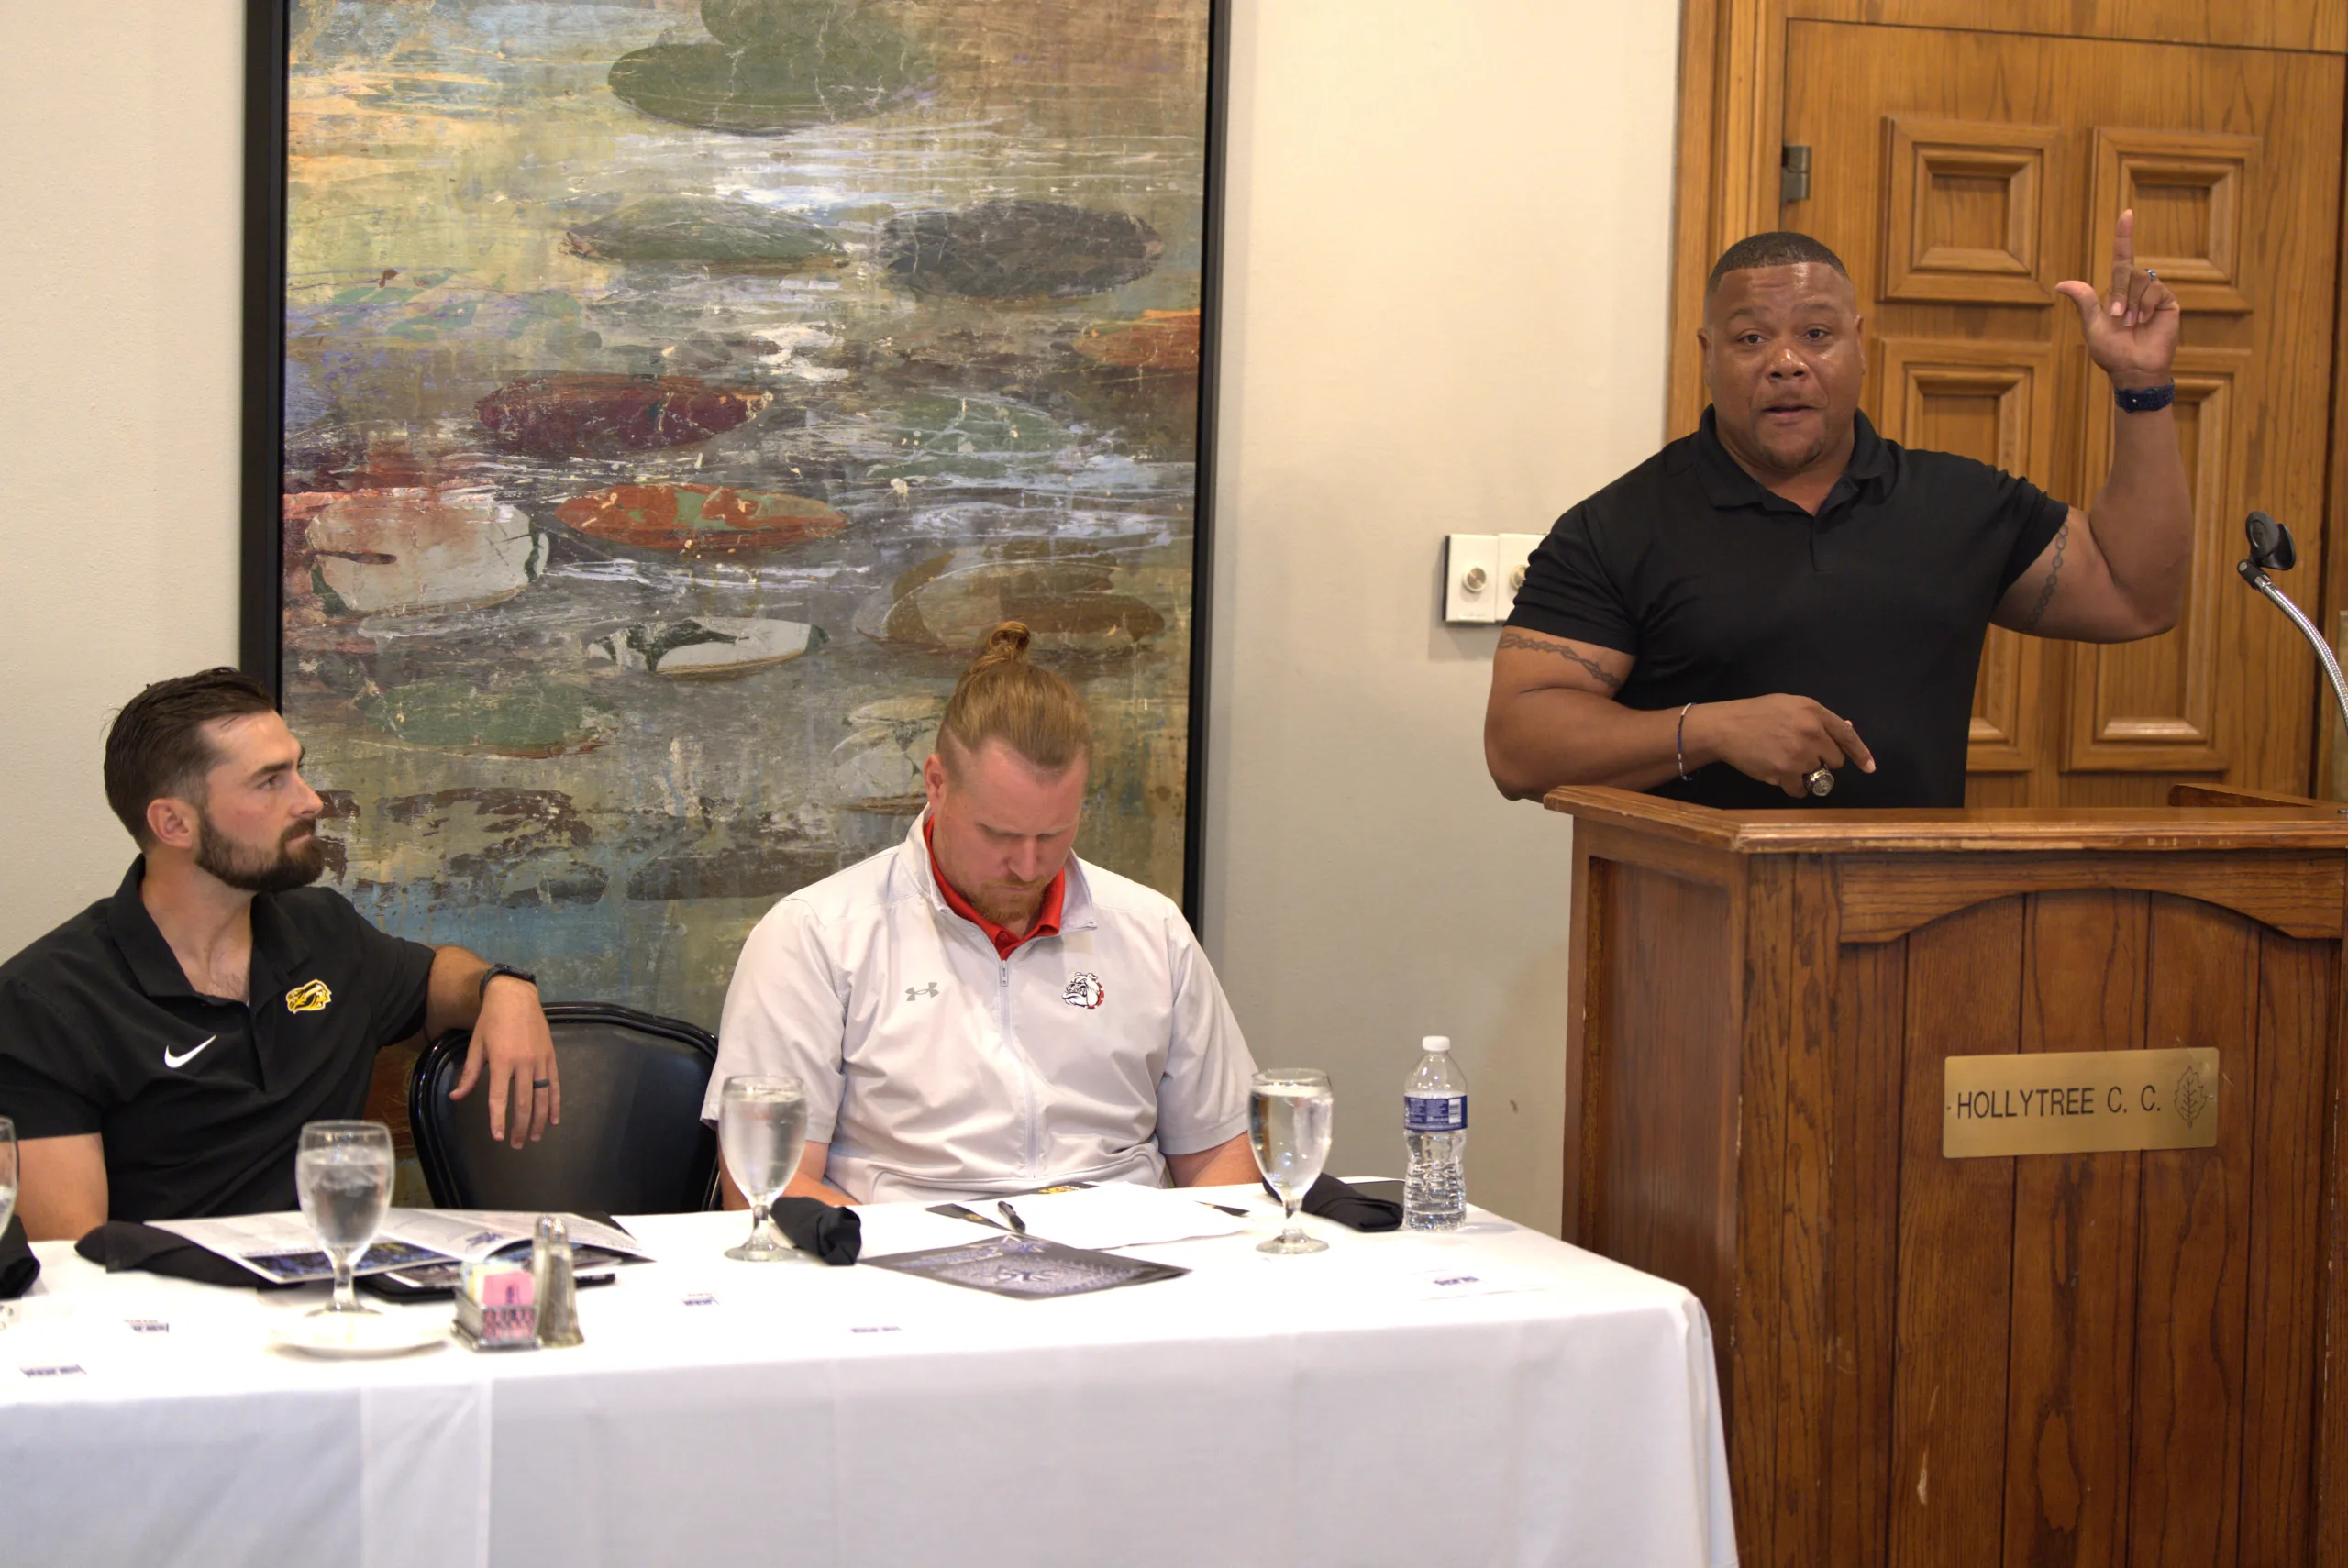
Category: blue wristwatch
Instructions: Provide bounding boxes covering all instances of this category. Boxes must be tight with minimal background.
[2115,381,2176,413]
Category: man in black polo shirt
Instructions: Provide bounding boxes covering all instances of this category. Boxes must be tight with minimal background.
[0,668,560,1240]
[1485,214,2189,808]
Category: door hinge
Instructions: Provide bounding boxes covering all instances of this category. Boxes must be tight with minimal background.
[1781,144,1811,204]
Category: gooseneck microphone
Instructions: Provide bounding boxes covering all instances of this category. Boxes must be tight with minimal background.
[2237,511,2348,736]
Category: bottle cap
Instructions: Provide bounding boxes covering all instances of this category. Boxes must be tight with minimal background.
[1422,1035,1451,1053]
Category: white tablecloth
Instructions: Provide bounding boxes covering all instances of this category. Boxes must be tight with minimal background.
[0,1187,1735,1568]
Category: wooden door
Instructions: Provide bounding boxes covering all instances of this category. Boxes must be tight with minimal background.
[1778,25,2342,804]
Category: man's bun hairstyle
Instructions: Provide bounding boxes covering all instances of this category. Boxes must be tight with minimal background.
[937,621,1091,778]
[104,667,280,845]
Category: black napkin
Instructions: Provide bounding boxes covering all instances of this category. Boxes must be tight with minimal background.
[770,1196,861,1264]
[1,1213,39,1299]
[74,1221,296,1289]
[1267,1174,1402,1233]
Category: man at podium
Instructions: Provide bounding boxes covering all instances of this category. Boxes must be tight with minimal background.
[1484,217,2189,808]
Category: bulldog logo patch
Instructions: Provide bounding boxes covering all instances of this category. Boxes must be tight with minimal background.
[285,979,333,1014]
[1062,973,1106,1010]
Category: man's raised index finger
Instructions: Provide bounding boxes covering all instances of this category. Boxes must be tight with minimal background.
[2110,206,2135,298]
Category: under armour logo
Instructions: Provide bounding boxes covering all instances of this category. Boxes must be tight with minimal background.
[904,981,940,1001]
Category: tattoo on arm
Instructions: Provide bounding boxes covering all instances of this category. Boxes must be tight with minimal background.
[2021,521,2069,634]
[1496,629,1625,692]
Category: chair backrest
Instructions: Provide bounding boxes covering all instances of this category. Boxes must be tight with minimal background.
[408,1002,719,1213]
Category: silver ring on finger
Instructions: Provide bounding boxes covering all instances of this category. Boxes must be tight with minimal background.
[2145,268,2156,280]
[1805,767,1834,798]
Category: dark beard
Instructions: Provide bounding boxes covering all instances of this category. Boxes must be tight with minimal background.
[194,813,327,894]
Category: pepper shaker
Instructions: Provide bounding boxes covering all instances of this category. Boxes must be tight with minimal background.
[531,1214,584,1348]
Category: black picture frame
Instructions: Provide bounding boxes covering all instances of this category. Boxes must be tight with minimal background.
[237,0,1227,936]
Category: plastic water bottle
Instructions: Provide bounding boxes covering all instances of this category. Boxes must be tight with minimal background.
[1404,1035,1468,1231]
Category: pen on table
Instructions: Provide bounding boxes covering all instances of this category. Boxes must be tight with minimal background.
[995,1200,1028,1234]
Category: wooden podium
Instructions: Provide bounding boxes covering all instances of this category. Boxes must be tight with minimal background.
[1547,785,2348,1566]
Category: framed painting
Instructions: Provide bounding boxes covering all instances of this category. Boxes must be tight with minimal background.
[240,0,1225,1027]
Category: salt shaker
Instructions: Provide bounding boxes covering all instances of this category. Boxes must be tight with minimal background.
[531,1214,584,1348]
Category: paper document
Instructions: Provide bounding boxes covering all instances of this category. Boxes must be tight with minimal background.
[867,1235,1190,1299]
[856,1201,1017,1258]
[151,1209,648,1285]
[991,1184,1246,1251]
[388,1210,648,1264]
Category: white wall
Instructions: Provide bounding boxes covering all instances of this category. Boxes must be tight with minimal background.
[1203,2,1680,1232]
[0,6,245,926]
[0,2,1683,1233]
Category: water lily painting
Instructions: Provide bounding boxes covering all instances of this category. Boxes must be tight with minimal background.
[253,0,1218,1024]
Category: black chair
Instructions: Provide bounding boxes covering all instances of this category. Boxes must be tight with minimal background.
[409,1001,720,1213]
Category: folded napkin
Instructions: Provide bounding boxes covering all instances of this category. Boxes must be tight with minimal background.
[1,1214,39,1299]
[74,1221,295,1289]
[1267,1174,1402,1233]
[771,1196,861,1264]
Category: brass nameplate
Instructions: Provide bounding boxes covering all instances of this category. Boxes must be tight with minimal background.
[1944,1048,2219,1158]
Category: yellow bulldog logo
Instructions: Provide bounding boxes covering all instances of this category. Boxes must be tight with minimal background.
[285,979,333,1014]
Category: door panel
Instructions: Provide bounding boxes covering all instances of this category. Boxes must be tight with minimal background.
[1780,24,2342,803]
[2090,128,2258,317]
[1882,117,2063,305]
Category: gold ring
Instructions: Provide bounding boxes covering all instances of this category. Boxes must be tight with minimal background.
[1805,768,1834,798]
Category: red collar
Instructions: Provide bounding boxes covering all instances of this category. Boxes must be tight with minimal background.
[924,819,1065,959]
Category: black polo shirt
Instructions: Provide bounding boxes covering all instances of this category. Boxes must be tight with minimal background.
[1508,408,2068,808]
[0,860,435,1220]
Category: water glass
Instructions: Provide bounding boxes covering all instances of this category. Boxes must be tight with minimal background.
[295,1121,394,1316]
[1248,1069,1335,1255]
[719,1076,810,1262]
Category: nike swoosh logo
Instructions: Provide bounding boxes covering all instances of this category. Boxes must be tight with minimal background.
[163,1034,217,1070]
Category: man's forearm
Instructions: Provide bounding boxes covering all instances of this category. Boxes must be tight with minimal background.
[782,1172,858,1207]
[723,1143,856,1208]
[1485,690,1689,800]
[1168,1132,1258,1187]
[2088,402,2192,624]
[18,1133,108,1242]
[424,946,497,1038]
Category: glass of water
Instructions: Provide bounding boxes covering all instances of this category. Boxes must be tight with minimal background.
[719,1076,810,1263]
[0,1116,16,1329]
[295,1121,394,1316]
[1249,1068,1335,1255]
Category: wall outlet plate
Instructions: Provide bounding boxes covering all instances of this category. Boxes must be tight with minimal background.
[1444,534,1501,624]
